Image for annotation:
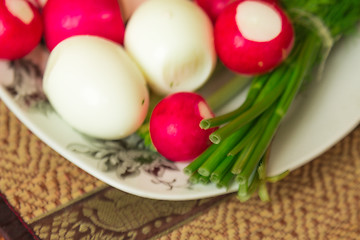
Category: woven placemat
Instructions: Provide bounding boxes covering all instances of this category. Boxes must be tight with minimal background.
[1,99,359,239]
[0,101,104,222]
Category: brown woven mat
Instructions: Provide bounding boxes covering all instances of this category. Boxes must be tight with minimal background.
[1,99,360,240]
[0,101,104,222]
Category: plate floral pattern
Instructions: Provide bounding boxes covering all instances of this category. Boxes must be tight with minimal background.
[0,45,192,193]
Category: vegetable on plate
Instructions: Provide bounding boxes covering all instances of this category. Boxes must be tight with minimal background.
[0,0,43,60]
[149,92,217,162]
[42,0,126,51]
[2,0,359,203]
[184,0,360,201]
[214,0,295,75]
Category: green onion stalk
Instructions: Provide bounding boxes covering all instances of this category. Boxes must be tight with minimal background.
[184,0,360,201]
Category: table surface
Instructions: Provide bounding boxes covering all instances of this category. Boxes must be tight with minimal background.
[0,99,359,240]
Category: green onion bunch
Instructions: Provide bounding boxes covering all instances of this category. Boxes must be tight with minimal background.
[184,0,360,201]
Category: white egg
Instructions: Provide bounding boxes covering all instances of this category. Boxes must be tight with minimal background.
[124,0,216,95]
[43,35,149,140]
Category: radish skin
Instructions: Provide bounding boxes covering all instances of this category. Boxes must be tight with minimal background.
[195,0,278,24]
[214,0,294,75]
[195,0,232,23]
[43,0,125,51]
[0,0,43,60]
[150,92,217,162]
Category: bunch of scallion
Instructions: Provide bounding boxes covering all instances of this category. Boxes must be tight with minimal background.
[184,0,360,202]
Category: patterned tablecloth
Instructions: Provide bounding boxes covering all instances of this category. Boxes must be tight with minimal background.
[0,99,359,240]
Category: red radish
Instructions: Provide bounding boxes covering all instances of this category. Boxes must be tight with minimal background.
[0,0,43,60]
[214,0,294,75]
[42,0,125,51]
[150,92,217,162]
[195,0,232,23]
[195,0,278,24]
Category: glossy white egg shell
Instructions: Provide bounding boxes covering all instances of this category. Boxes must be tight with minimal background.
[43,35,149,139]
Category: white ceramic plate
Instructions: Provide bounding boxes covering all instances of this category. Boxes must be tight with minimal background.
[0,29,359,200]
